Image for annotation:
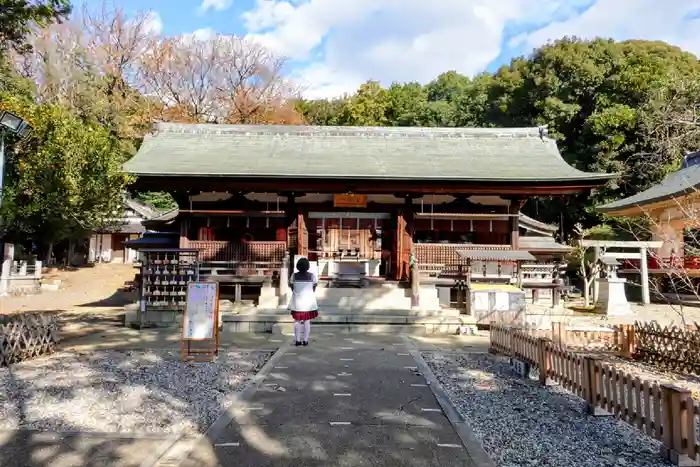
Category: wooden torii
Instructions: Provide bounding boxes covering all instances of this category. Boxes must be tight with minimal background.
[579,240,663,305]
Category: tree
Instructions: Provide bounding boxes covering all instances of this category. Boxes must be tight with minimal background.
[139,34,302,124]
[343,81,388,126]
[0,0,71,52]
[0,92,131,261]
[569,223,616,307]
[15,3,159,148]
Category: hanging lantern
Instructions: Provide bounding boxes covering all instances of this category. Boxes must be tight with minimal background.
[246,216,250,228]
[266,201,270,228]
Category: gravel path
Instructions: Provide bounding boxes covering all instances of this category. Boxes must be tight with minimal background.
[423,351,673,467]
[0,349,273,435]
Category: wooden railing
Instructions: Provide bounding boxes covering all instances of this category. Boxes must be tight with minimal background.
[185,240,287,263]
[490,324,700,465]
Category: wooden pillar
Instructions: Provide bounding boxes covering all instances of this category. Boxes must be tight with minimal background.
[283,192,298,258]
[172,191,190,249]
[509,199,525,249]
[179,216,188,248]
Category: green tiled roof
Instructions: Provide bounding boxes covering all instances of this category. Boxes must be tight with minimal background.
[599,156,700,213]
[123,123,612,182]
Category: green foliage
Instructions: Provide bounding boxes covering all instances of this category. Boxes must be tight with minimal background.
[134,191,176,212]
[296,38,700,238]
[0,0,71,52]
[0,92,131,245]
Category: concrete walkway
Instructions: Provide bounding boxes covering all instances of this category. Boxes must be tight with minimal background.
[175,334,490,467]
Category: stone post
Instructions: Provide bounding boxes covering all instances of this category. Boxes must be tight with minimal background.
[0,242,14,296]
[34,261,42,278]
[640,246,650,305]
[592,246,600,303]
[410,256,419,309]
[278,251,290,307]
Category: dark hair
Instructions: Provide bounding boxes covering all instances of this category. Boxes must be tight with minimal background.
[296,257,310,272]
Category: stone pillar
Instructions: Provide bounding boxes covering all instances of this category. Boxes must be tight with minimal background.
[278,251,290,306]
[410,257,419,309]
[0,243,13,296]
[34,261,42,278]
[592,246,600,303]
[640,246,650,305]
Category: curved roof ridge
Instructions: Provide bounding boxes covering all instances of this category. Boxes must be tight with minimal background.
[153,122,547,138]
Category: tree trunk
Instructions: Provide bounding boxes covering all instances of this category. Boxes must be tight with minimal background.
[44,242,54,265]
[583,277,591,307]
[68,240,76,267]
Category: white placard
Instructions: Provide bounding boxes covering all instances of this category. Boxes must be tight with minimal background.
[293,255,319,278]
[494,291,510,311]
[182,282,218,340]
[473,292,490,311]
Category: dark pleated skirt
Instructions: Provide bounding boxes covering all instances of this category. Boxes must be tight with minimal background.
[291,310,319,321]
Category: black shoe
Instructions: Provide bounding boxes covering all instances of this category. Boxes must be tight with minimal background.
[303,341,309,346]
[295,341,302,346]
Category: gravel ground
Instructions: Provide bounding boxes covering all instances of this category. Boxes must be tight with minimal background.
[0,349,272,435]
[423,351,673,467]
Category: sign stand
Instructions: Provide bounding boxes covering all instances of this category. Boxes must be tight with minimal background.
[180,281,220,362]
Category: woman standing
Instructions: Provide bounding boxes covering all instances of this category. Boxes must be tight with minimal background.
[288,257,318,346]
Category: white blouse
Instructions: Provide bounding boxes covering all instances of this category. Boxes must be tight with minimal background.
[288,272,318,312]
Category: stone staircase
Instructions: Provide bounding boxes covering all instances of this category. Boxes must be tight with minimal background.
[124,282,467,334]
[226,282,463,335]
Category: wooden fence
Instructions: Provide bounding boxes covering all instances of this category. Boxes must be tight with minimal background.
[0,313,58,366]
[518,322,627,353]
[490,324,700,466]
[634,321,700,374]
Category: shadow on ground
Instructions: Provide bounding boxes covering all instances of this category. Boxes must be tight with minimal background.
[1,334,489,467]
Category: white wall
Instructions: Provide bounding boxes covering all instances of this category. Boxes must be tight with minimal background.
[89,233,141,263]
[652,208,685,260]
[89,234,113,262]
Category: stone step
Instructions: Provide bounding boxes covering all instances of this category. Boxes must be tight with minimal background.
[269,322,456,335]
[239,307,461,317]
[222,313,469,334]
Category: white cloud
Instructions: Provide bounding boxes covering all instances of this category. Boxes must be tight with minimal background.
[184,28,216,42]
[240,0,587,98]
[199,0,233,14]
[240,0,700,99]
[512,0,700,57]
[143,11,163,35]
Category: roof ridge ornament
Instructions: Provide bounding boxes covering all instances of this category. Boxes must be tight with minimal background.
[538,126,548,141]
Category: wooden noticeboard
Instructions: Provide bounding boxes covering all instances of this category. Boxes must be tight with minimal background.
[180,281,220,362]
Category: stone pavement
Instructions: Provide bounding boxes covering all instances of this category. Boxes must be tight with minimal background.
[0,430,178,467]
[175,333,490,467]
[0,331,491,467]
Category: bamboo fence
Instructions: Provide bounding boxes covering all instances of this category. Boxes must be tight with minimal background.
[0,313,58,366]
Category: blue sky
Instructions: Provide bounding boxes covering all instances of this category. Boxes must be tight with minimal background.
[93,0,700,98]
